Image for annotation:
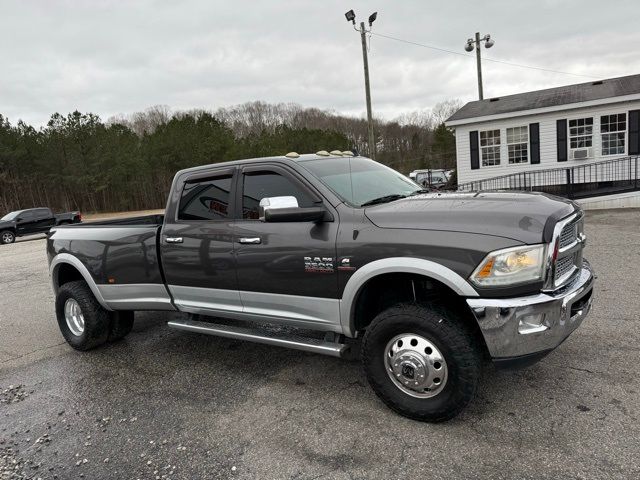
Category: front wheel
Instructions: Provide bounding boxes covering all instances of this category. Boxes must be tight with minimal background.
[0,230,15,244]
[361,303,481,422]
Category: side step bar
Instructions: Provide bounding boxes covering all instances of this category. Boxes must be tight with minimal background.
[167,318,349,358]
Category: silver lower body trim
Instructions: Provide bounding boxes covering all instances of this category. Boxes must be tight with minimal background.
[168,285,342,332]
[167,318,348,357]
[169,285,243,313]
[97,283,176,311]
[467,260,594,359]
[241,290,339,325]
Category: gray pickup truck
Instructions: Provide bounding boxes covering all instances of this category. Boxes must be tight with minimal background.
[47,151,594,422]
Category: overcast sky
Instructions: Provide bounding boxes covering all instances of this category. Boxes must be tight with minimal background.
[2,0,640,127]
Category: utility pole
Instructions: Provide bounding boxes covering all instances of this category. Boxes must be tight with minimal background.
[465,32,495,100]
[359,21,375,159]
[474,32,483,100]
[345,9,378,159]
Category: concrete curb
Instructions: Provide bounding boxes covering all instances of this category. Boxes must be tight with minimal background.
[576,191,640,210]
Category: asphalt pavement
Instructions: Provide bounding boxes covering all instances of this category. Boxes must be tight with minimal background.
[1,210,639,479]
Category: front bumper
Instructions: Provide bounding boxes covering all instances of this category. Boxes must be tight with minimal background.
[467,260,594,362]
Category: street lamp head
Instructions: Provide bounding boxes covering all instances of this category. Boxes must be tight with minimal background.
[464,40,474,52]
[484,35,494,48]
[345,9,356,24]
[368,11,377,26]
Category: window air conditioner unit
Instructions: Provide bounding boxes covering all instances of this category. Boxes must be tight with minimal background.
[570,148,592,160]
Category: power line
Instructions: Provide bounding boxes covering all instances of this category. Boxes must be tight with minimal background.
[370,31,599,80]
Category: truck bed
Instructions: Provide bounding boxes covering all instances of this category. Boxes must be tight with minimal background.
[80,214,165,227]
[48,214,167,289]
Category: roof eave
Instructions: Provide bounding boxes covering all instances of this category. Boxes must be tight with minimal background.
[445,92,640,127]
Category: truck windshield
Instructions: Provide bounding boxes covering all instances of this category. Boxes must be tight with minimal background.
[1,211,19,221]
[301,157,423,207]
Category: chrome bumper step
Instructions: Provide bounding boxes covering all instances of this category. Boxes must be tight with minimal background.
[167,318,349,357]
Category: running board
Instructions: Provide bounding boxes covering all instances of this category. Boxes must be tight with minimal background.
[167,318,349,358]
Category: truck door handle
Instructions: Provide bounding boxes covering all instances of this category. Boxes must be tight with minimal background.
[165,237,183,244]
[239,237,261,244]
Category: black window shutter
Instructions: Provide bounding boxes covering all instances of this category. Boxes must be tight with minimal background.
[556,119,567,162]
[529,123,540,164]
[470,131,480,170]
[629,110,640,155]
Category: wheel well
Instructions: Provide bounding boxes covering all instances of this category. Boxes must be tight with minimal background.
[352,272,489,357]
[55,263,84,291]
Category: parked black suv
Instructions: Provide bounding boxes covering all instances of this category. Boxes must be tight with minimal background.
[0,207,81,244]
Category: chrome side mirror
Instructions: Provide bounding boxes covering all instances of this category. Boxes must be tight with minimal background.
[259,196,330,223]
[259,196,299,221]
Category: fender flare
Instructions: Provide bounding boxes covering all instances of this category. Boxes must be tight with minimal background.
[49,253,113,311]
[339,257,478,336]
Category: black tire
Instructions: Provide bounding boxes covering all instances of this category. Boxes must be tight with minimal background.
[362,302,481,422]
[108,311,134,341]
[55,280,112,351]
[1,230,15,244]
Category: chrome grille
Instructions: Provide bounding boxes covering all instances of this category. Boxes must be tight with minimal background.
[555,254,576,281]
[552,214,585,288]
[559,222,577,249]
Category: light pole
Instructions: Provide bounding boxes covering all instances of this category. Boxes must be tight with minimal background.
[345,9,377,159]
[464,33,495,100]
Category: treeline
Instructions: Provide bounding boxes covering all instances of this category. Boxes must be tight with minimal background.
[0,100,459,213]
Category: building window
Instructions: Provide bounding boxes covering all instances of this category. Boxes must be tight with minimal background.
[506,126,528,164]
[480,129,501,166]
[601,113,626,156]
[568,117,593,152]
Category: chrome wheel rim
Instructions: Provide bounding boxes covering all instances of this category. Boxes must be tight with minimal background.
[2,232,13,243]
[64,298,85,336]
[385,333,448,398]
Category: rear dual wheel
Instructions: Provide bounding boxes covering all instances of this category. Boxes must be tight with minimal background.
[362,303,481,422]
[55,281,134,350]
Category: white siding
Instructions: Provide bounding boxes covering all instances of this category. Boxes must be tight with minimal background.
[453,99,640,186]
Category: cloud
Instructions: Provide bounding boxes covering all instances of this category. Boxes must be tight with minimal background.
[1,0,639,126]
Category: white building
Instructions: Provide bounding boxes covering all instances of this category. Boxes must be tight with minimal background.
[445,74,640,189]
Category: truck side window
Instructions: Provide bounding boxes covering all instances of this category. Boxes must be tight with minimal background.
[242,171,314,220]
[35,208,50,219]
[178,175,233,221]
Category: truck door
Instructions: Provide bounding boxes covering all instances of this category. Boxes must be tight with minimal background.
[35,208,55,232]
[160,167,240,315]
[233,164,340,329]
[15,210,37,235]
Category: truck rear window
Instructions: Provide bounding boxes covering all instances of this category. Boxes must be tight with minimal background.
[178,175,233,221]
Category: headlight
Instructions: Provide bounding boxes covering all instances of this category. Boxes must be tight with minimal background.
[470,244,546,287]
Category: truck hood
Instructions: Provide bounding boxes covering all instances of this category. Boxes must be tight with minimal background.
[364,191,577,244]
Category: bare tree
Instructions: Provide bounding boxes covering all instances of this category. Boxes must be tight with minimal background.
[430,99,463,127]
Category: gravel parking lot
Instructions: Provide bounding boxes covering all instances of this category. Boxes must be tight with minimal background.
[1,209,639,479]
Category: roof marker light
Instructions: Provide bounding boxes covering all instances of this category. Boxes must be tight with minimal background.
[341,151,354,157]
[316,150,331,156]
[285,152,300,158]
[329,150,343,156]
